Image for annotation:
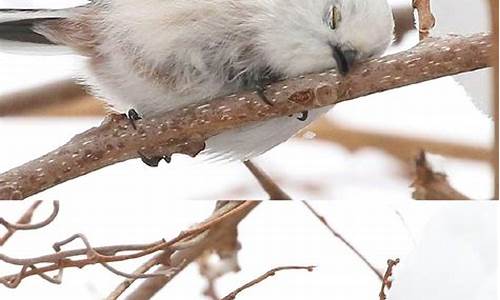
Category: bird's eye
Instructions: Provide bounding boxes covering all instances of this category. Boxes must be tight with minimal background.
[328,5,341,30]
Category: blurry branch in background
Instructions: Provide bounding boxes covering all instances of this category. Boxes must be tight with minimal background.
[244,159,384,281]
[412,0,435,40]
[0,33,492,200]
[0,201,258,294]
[220,266,315,300]
[378,258,400,300]
[411,151,470,200]
[490,0,499,199]
[0,79,101,117]
[0,200,58,246]
[304,119,494,163]
[393,5,415,45]
[243,161,291,200]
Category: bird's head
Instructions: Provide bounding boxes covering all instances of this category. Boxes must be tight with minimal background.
[256,0,395,76]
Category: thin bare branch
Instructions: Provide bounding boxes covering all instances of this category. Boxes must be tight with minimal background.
[411,151,470,200]
[0,33,492,200]
[0,201,258,288]
[302,202,384,281]
[0,201,59,231]
[379,258,400,300]
[220,266,315,300]
[243,161,291,200]
[0,200,42,246]
[106,251,173,300]
[125,201,259,300]
[413,0,435,40]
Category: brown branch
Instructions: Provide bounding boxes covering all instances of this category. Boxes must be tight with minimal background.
[0,200,59,231]
[0,201,258,289]
[244,160,383,280]
[304,119,494,163]
[0,33,492,200]
[0,201,41,246]
[243,161,292,200]
[220,266,315,300]
[379,258,400,300]
[0,79,93,116]
[411,151,470,200]
[413,0,435,40]
[302,202,384,281]
[0,200,59,246]
[125,201,259,300]
[490,0,499,200]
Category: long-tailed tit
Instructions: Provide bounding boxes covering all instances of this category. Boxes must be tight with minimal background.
[0,0,394,163]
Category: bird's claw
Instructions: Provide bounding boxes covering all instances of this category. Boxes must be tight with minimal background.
[127,108,141,130]
[138,152,172,167]
[255,83,274,106]
[297,111,309,121]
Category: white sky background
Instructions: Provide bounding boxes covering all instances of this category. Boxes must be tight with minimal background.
[0,201,497,300]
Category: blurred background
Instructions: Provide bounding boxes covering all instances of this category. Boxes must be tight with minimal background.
[0,0,496,200]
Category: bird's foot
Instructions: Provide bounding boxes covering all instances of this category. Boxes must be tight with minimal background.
[288,111,309,121]
[255,82,274,106]
[297,111,309,121]
[138,152,172,168]
[126,108,142,130]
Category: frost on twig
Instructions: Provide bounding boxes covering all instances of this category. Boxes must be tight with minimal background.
[0,33,492,200]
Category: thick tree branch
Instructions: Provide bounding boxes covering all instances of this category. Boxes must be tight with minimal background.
[0,33,492,200]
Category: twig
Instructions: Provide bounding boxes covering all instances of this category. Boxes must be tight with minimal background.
[0,200,59,231]
[0,201,257,288]
[413,0,435,40]
[0,200,59,246]
[243,161,291,200]
[379,258,400,300]
[0,201,41,245]
[411,151,470,200]
[106,251,172,300]
[220,266,315,300]
[302,202,384,281]
[125,201,259,300]
[0,33,492,200]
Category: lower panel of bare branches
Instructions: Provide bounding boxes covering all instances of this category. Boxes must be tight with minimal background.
[0,201,496,300]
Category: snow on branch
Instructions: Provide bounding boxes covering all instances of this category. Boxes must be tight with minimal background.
[0,33,493,200]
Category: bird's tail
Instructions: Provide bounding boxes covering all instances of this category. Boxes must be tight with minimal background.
[0,7,88,55]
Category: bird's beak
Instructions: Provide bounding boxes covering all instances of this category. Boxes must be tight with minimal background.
[331,46,357,76]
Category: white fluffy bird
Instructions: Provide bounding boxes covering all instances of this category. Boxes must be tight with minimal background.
[0,0,394,164]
